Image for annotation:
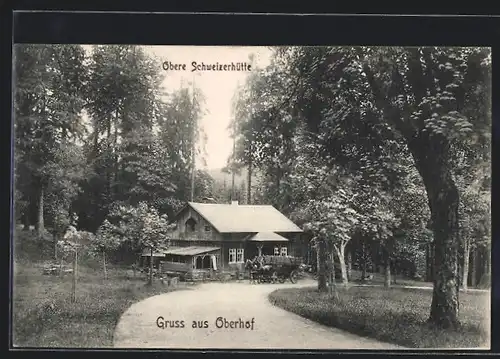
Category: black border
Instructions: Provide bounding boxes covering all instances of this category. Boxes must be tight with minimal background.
[10,12,500,46]
[3,7,499,357]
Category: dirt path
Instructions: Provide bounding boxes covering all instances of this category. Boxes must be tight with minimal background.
[113,279,404,350]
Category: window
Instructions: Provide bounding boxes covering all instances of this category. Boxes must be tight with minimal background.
[185,218,196,233]
[280,247,288,256]
[229,248,244,263]
[236,248,244,263]
[204,225,211,232]
[229,248,236,264]
[274,247,280,255]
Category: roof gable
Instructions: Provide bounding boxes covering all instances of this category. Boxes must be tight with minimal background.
[184,202,303,233]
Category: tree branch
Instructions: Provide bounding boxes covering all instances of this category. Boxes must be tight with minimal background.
[362,62,414,139]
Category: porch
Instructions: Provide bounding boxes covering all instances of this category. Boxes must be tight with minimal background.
[141,245,221,281]
[246,232,291,258]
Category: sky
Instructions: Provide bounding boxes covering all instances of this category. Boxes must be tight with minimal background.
[143,46,273,169]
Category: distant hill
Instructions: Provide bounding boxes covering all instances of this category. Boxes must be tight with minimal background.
[203,167,264,204]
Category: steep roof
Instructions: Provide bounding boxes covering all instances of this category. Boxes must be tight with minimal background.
[185,202,303,233]
[164,246,220,256]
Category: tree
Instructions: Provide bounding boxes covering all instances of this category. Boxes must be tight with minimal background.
[280,46,491,328]
[158,85,206,203]
[91,220,125,279]
[193,170,216,202]
[353,185,400,287]
[457,164,490,291]
[81,45,167,231]
[230,56,299,211]
[57,225,94,302]
[100,202,174,285]
[44,141,88,258]
[288,135,361,288]
[14,44,87,236]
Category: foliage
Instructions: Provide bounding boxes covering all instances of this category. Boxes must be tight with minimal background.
[57,225,95,261]
[14,44,87,228]
[99,202,174,254]
[232,45,491,327]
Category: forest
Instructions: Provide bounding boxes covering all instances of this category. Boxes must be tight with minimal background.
[13,45,491,330]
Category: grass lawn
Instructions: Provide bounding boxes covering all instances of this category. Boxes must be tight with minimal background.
[269,286,490,349]
[12,259,193,348]
[348,269,434,288]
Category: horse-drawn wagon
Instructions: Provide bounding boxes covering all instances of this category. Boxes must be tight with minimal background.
[245,255,303,284]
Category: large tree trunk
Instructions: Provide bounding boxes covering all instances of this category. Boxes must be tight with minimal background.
[412,145,460,329]
[316,239,327,292]
[462,238,470,292]
[427,189,460,328]
[36,187,45,238]
[334,244,348,285]
[364,57,462,328]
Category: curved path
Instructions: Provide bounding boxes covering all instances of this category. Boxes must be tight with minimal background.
[113,279,404,350]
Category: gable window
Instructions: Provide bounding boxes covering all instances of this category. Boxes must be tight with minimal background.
[185,218,196,233]
[228,248,236,264]
[274,247,279,255]
[280,247,288,256]
[204,225,211,232]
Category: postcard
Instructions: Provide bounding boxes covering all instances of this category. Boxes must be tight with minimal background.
[11,44,491,350]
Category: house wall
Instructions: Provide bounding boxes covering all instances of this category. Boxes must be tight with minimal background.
[175,207,222,241]
[220,240,245,272]
[160,261,191,273]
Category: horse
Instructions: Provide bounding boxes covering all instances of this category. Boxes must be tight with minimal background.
[245,259,258,284]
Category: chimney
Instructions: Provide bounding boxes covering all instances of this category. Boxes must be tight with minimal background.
[231,200,239,206]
